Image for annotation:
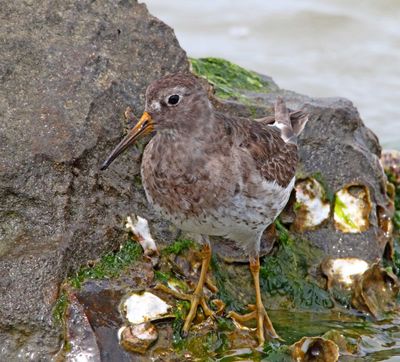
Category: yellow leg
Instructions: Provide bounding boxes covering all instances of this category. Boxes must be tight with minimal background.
[228,256,279,346]
[182,243,213,335]
[154,243,214,334]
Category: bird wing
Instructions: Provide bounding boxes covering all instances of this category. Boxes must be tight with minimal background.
[218,112,298,188]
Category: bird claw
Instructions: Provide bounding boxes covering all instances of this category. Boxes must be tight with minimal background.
[182,292,215,334]
[154,282,216,333]
[228,306,281,346]
[205,277,218,293]
[154,282,191,301]
[154,244,218,335]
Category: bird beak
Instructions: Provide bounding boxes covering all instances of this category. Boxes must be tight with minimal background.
[100,112,153,170]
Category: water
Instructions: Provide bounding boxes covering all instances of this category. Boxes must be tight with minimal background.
[145,0,400,149]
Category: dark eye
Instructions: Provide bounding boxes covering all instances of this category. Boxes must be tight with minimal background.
[167,94,180,105]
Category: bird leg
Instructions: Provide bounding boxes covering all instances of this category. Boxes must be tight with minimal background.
[154,243,214,334]
[228,255,279,346]
[182,243,213,334]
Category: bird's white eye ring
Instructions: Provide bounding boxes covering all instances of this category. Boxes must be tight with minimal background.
[167,94,180,106]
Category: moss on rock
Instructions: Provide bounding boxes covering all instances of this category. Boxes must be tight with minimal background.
[190,57,272,101]
[68,239,142,289]
[52,291,68,327]
[162,238,194,255]
[260,220,334,309]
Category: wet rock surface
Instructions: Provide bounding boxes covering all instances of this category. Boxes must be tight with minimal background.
[64,292,101,361]
[0,2,398,361]
[64,279,135,362]
[0,0,186,359]
[58,242,400,361]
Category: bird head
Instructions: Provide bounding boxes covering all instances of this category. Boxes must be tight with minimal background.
[101,73,211,170]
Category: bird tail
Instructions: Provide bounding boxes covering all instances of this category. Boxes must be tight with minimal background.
[274,97,309,144]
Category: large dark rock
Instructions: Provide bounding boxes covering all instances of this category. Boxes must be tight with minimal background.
[0,2,393,360]
[0,0,187,359]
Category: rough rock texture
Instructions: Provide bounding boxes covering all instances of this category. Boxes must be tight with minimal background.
[294,96,390,260]
[0,1,393,360]
[0,1,187,359]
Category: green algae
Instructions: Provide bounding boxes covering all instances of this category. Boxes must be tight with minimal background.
[52,291,68,326]
[260,220,333,310]
[190,57,272,101]
[68,239,142,289]
[173,314,248,361]
[263,342,292,362]
[293,200,302,212]
[178,332,229,361]
[210,254,244,312]
[163,238,194,255]
[333,195,359,231]
[154,270,171,284]
[133,174,142,189]
[171,300,191,347]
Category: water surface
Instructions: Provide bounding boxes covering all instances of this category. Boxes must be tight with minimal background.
[145,0,400,149]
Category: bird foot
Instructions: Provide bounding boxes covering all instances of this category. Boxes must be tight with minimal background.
[227,304,280,346]
[154,244,219,335]
[154,282,217,335]
[205,277,218,293]
[182,291,214,336]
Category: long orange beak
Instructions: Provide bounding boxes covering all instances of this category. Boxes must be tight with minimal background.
[100,112,153,170]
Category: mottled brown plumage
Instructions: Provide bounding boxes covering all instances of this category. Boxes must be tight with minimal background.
[101,72,308,345]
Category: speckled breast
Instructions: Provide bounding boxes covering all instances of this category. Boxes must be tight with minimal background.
[140,134,295,241]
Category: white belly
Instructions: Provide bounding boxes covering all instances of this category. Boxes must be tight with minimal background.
[146,176,295,254]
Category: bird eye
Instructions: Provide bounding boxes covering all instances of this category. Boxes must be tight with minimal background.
[167,94,180,105]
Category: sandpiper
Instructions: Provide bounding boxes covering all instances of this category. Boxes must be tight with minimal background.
[101,73,308,345]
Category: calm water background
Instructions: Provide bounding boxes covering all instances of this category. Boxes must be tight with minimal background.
[145,0,400,149]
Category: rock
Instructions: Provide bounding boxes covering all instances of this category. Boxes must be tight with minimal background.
[64,292,101,362]
[65,279,137,361]
[119,323,158,354]
[1,3,394,360]
[286,95,392,262]
[0,0,187,359]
